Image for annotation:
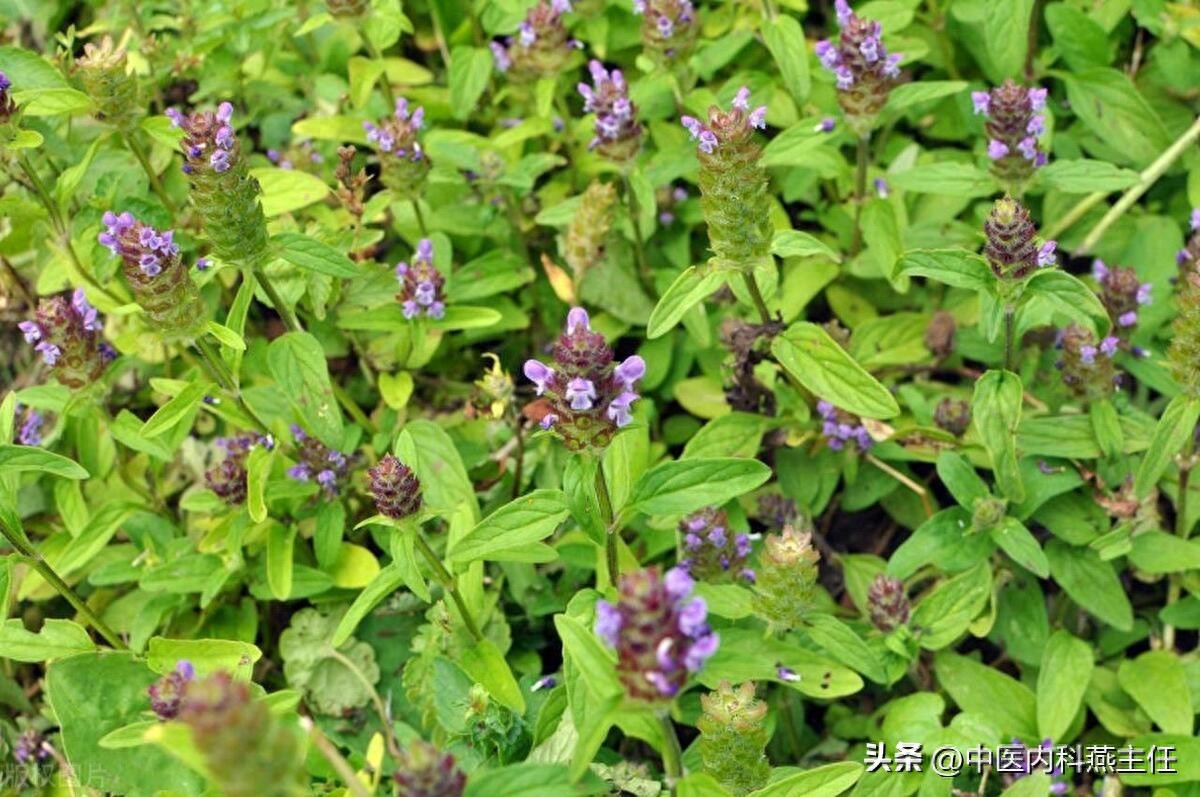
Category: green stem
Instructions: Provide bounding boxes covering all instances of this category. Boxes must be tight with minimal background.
[741,271,773,325]
[124,133,178,215]
[359,23,397,110]
[0,528,125,650]
[333,382,378,435]
[657,710,684,795]
[595,461,618,588]
[251,269,302,333]
[327,648,402,760]
[1164,437,1196,650]
[849,133,871,257]
[412,531,484,642]
[761,0,777,20]
[623,173,656,296]
[1073,115,1200,254]
[1002,305,1015,372]
[193,337,271,436]
[411,199,429,237]
[300,717,373,797]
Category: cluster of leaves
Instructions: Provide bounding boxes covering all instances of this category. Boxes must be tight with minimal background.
[1,0,1200,795]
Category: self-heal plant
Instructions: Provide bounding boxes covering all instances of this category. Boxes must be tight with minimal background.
[697,681,770,796]
[75,36,140,132]
[815,0,902,137]
[205,434,272,506]
[395,238,445,320]
[148,660,196,720]
[392,740,467,797]
[522,307,644,451]
[679,507,755,585]
[971,81,1048,194]
[365,97,432,203]
[98,211,206,340]
[19,291,112,389]
[753,524,820,631]
[817,400,873,452]
[1092,260,1152,337]
[1171,210,1200,396]
[367,453,423,520]
[1055,324,1121,401]
[285,424,352,498]
[866,574,910,632]
[633,0,697,68]
[578,60,642,163]
[490,0,575,81]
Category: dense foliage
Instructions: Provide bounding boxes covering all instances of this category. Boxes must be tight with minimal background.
[1,0,1200,795]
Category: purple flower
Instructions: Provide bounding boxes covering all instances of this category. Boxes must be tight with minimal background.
[490,41,511,71]
[1137,283,1152,305]
[971,91,990,115]
[1100,336,1119,356]
[1092,259,1109,281]
[566,306,590,334]
[607,391,637,427]
[834,0,853,26]
[988,139,1010,160]
[35,342,61,366]
[815,40,839,70]
[1037,241,1057,268]
[524,360,554,394]
[1079,345,1097,365]
[595,600,622,646]
[614,356,646,390]
[1028,87,1048,110]
[17,408,43,447]
[565,377,597,410]
[874,177,889,198]
[1118,311,1138,327]
[196,257,210,271]
[815,117,837,133]
[1191,208,1200,232]
[17,321,41,343]
[1017,136,1039,161]
[777,665,801,682]
[0,71,10,92]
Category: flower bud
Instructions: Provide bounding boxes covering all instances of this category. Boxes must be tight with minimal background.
[678,507,755,585]
[971,81,1047,191]
[594,566,719,702]
[522,307,644,450]
[170,102,270,265]
[285,425,352,498]
[76,37,141,131]
[490,1,576,81]
[395,238,445,319]
[697,681,770,796]
[204,434,269,505]
[578,60,642,162]
[471,353,515,419]
[1091,260,1150,337]
[753,524,820,630]
[933,397,971,436]
[18,290,112,388]
[815,0,902,136]
[634,0,698,67]
[366,97,431,200]
[983,197,1053,281]
[392,740,466,797]
[368,454,422,520]
[1054,324,1120,401]
[1170,211,1200,396]
[13,728,50,764]
[98,211,206,341]
[565,181,617,282]
[866,574,910,631]
[683,87,772,272]
[178,672,306,797]
[148,660,196,720]
[970,495,1008,533]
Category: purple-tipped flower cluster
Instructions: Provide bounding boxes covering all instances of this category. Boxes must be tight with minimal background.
[13,729,50,765]
[633,0,697,65]
[266,140,323,171]
[679,508,755,584]
[595,567,719,701]
[168,102,237,175]
[286,425,352,497]
[817,400,872,452]
[205,434,272,505]
[0,70,14,123]
[395,238,445,320]
[578,60,642,161]
[99,211,179,278]
[16,406,44,447]
[972,80,1048,188]
[365,98,431,199]
[815,0,901,134]
[984,197,1056,281]
[1055,324,1121,400]
[1092,260,1152,333]
[681,87,767,155]
[367,454,422,520]
[148,660,196,720]
[491,1,577,80]
[867,574,910,631]
[523,307,645,450]
[1177,209,1200,278]
[18,290,112,388]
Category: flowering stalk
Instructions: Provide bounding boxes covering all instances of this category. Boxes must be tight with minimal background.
[815,0,902,137]
[971,81,1047,195]
[392,740,467,797]
[490,0,576,82]
[982,196,1057,370]
[564,181,617,290]
[867,574,910,631]
[1091,260,1151,341]
[633,0,698,70]
[678,508,755,585]
[1054,325,1121,402]
[753,525,820,631]
[169,102,299,332]
[395,238,446,320]
[18,291,113,388]
[697,681,770,795]
[365,97,431,223]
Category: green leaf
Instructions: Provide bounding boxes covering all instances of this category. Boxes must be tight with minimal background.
[626,458,772,516]
[761,14,810,104]
[885,81,967,112]
[279,607,381,716]
[770,322,900,420]
[972,370,1024,502]
[0,619,94,661]
[267,523,296,601]
[332,564,407,647]
[12,87,92,116]
[983,0,1035,79]
[1046,539,1133,631]
[393,420,476,515]
[141,380,207,438]
[252,168,332,217]
[935,650,1037,738]
[554,614,621,698]
[935,452,990,508]
[771,230,841,262]
[0,444,89,479]
[292,115,371,145]
[1089,399,1124,460]
[1128,531,1200,574]
[1037,631,1093,741]
[449,46,494,120]
[1063,67,1172,169]
[889,162,998,197]
[1021,270,1109,336]
[1134,394,1200,498]
[273,232,360,278]
[463,763,592,797]
[1000,774,1052,797]
[805,614,887,683]
[246,446,271,523]
[990,517,1049,577]
[893,249,993,292]
[682,413,768,459]
[910,561,992,650]
[146,637,262,680]
[447,489,569,568]
[1038,159,1139,193]
[460,638,526,713]
[347,56,386,108]
[1118,651,1193,734]
[205,320,246,351]
[267,332,344,449]
[748,762,863,797]
[647,267,726,339]
[0,46,69,90]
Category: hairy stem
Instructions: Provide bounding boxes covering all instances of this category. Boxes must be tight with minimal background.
[1003,305,1015,372]
[251,269,302,333]
[413,530,484,642]
[360,23,397,110]
[849,133,871,257]
[595,461,618,587]
[742,270,773,325]
[125,133,179,215]
[300,717,373,797]
[623,173,656,296]
[658,710,684,795]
